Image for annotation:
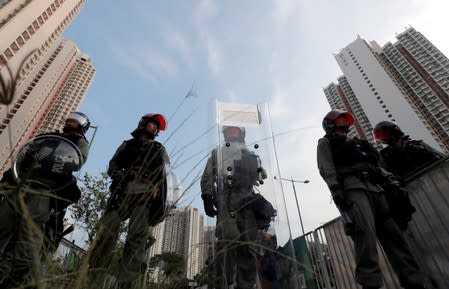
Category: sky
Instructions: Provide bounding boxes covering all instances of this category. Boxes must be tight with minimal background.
[62,0,449,241]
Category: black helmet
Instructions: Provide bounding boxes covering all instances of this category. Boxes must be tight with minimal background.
[373,121,404,144]
[65,112,90,134]
[222,126,245,142]
[131,113,167,138]
[322,109,354,135]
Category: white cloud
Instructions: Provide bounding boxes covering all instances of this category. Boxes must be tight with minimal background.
[139,48,178,77]
[110,46,158,84]
[272,0,299,24]
[161,23,193,67]
[111,43,180,83]
[192,0,223,77]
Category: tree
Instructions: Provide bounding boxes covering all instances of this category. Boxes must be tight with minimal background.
[148,252,186,286]
[70,172,128,245]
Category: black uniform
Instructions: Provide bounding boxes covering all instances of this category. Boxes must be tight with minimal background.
[0,131,88,288]
[201,142,270,289]
[317,135,431,289]
[380,136,445,180]
[89,137,169,286]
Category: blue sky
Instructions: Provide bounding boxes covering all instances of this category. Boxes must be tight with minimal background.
[63,0,449,238]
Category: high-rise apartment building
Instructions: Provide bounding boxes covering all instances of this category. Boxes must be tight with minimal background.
[38,49,95,133]
[203,226,215,266]
[323,76,374,142]
[149,206,205,280]
[379,27,449,151]
[325,27,449,153]
[0,0,88,172]
[184,207,204,279]
[161,209,187,256]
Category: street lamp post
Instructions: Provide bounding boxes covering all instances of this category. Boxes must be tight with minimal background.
[281,177,310,236]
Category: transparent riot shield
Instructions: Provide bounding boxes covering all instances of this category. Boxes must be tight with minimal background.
[12,135,83,188]
[207,101,302,289]
[165,166,180,208]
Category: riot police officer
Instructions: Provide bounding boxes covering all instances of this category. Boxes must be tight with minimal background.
[373,121,446,180]
[88,113,169,288]
[0,111,90,288]
[317,109,432,289]
[201,125,269,289]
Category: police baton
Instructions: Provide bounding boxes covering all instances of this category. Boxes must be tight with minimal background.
[336,205,353,226]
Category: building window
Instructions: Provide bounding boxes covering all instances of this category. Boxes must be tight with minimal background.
[28,25,35,35]
[388,114,393,118]
[42,11,48,20]
[38,16,44,25]
[33,20,39,30]
[51,3,56,11]
[369,84,373,88]
[47,7,52,15]
[22,31,30,40]
[371,88,376,91]
[0,55,6,65]
[16,36,25,47]
[374,92,378,95]
[4,48,13,59]
[382,105,386,108]
[10,42,19,52]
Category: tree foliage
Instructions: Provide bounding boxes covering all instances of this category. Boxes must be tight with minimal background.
[70,172,127,245]
[148,252,186,286]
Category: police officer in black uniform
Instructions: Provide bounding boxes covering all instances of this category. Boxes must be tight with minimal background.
[0,111,90,288]
[89,113,169,288]
[201,126,269,289]
[317,109,432,289]
[373,121,446,180]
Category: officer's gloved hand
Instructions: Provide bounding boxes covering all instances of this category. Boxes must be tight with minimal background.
[330,185,350,209]
[386,181,403,192]
[202,194,217,217]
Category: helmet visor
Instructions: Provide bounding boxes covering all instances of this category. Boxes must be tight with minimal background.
[373,128,393,143]
[335,115,350,127]
[145,114,166,131]
[223,127,242,138]
[67,112,89,127]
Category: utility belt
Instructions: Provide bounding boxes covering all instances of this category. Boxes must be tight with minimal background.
[229,193,276,230]
[339,169,383,185]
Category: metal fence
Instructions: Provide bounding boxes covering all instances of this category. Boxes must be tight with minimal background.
[298,159,449,289]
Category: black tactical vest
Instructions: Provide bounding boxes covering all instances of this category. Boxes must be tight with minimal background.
[116,138,165,181]
[328,136,379,169]
[381,139,442,179]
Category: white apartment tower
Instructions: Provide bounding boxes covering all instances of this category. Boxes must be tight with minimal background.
[0,0,89,172]
[148,206,205,280]
[379,27,449,151]
[184,207,204,279]
[327,30,446,152]
[38,49,95,133]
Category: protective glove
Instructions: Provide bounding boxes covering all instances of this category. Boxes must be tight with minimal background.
[202,194,218,217]
[330,185,350,209]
